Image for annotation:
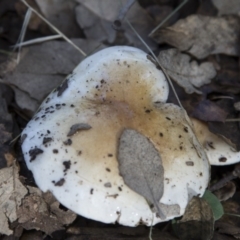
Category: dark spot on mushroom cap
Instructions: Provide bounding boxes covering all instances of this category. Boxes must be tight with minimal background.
[118,187,122,191]
[43,137,52,144]
[67,123,92,137]
[104,182,112,188]
[53,178,65,186]
[145,109,151,113]
[63,139,72,145]
[184,127,188,133]
[159,133,163,137]
[29,148,44,162]
[57,79,69,97]
[219,157,227,162]
[166,117,171,120]
[107,194,119,198]
[53,149,58,154]
[63,160,71,172]
[108,154,113,157]
[185,161,194,166]
[106,168,111,172]
[21,134,27,144]
[90,188,94,194]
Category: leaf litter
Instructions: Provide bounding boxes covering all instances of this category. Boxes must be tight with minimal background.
[152,15,240,59]
[0,0,240,239]
[158,48,216,94]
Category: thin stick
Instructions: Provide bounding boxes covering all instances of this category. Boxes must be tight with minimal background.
[13,34,62,48]
[15,8,32,63]
[225,118,240,122]
[125,18,183,109]
[148,0,188,37]
[211,96,234,100]
[20,0,87,57]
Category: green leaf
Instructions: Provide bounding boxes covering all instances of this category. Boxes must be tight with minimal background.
[203,190,224,221]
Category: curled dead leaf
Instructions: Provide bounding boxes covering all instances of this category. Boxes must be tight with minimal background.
[158,49,216,94]
[153,15,240,59]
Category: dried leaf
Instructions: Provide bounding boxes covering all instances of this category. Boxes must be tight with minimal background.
[191,99,228,122]
[152,15,240,59]
[0,165,28,235]
[173,197,214,240]
[17,186,76,235]
[213,181,236,202]
[158,49,216,94]
[212,0,240,16]
[2,39,105,114]
[0,84,14,168]
[208,99,240,151]
[35,0,81,37]
[117,129,165,219]
[75,5,116,43]
[76,0,157,49]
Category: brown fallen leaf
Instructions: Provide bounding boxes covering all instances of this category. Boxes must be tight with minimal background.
[208,98,240,150]
[158,49,216,94]
[152,15,240,59]
[212,232,236,240]
[2,39,105,114]
[66,229,178,240]
[216,194,240,239]
[76,0,157,49]
[213,181,236,202]
[173,197,214,240]
[17,186,76,235]
[75,5,116,43]
[118,128,165,219]
[0,164,28,235]
[191,99,228,122]
[34,0,81,37]
[15,0,44,31]
[212,0,240,16]
[0,83,14,168]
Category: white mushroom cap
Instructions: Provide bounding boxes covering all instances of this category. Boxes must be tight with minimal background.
[21,46,210,226]
[192,118,240,165]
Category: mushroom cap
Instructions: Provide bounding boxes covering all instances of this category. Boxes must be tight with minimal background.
[192,118,240,165]
[21,46,210,226]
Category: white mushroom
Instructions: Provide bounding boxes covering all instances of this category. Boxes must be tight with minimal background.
[21,46,210,226]
[192,118,240,165]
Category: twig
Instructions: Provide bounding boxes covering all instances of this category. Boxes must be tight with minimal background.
[209,164,240,191]
[13,34,62,48]
[15,8,32,63]
[125,18,183,109]
[20,0,87,57]
[148,0,188,36]
[211,96,234,100]
[225,118,240,122]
